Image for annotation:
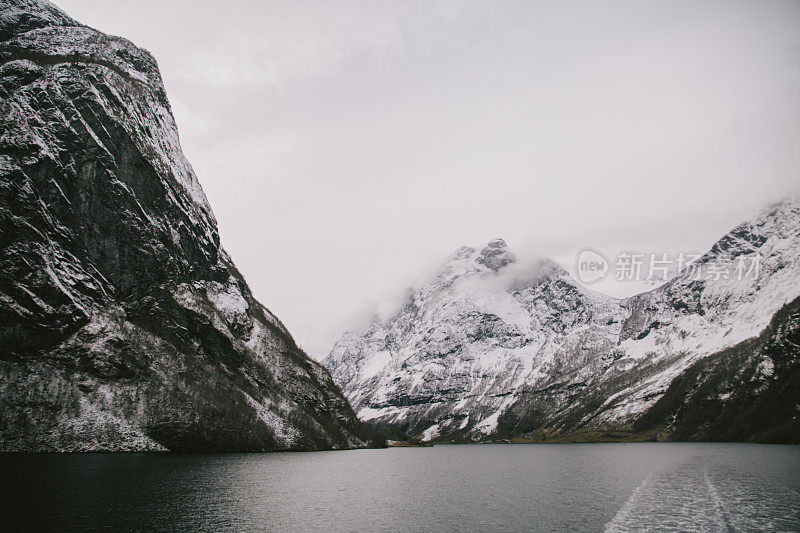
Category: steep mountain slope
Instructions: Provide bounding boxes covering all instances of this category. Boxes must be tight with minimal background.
[630,294,800,443]
[537,196,800,438]
[325,198,800,443]
[325,239,628,440]
[0,0,369,451]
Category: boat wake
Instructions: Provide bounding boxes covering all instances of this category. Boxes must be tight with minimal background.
[605,458,800,532]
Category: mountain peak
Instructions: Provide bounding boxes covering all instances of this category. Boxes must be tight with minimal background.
[0,0,77,39]
[484,237,508,249]
[476,237,515,271]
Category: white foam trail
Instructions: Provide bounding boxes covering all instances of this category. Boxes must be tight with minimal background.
[606,462,729,532]
[606,460,800,532]
[704,469,734,532]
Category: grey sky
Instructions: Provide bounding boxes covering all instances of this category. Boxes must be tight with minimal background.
[54,0,800,358]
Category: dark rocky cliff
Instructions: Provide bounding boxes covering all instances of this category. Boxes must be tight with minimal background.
[0,0,369,451]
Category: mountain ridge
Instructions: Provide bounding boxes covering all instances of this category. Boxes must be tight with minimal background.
[324,195,800,443]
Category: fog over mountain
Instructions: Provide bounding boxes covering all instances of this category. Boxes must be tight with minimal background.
[325,197,800,443]
[53,0,800,358]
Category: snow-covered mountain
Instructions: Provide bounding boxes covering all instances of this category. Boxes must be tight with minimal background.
[0,0,372,451]
[325,197,800,443]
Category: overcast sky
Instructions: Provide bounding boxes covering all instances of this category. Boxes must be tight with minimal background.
[55,0,800,358]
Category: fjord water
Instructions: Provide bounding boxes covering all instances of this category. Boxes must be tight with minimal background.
[3,444,798,531]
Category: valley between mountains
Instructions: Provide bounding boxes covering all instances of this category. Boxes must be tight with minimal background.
[1,0,797,452]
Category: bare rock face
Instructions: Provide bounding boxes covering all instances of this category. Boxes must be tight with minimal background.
[325,198,800,443]
[475,238,515,271]
[0,0,368,451]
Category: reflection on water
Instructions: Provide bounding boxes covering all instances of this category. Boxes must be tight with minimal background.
[2,443,798,532]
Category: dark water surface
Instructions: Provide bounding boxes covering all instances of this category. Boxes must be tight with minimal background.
[2,443,799,532]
